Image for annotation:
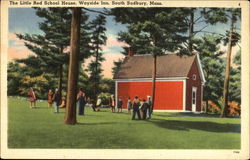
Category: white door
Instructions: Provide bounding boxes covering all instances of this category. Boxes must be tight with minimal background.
[192,87,197,112]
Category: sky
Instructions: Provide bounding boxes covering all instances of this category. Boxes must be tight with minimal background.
[8,8,241,78]
[8,8,127,78]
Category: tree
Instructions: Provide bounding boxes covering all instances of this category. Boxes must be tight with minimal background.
[64,8,81,125]
[196,35,225,112]
[87,14,107,106]
[16,8,92,99]
[229,50,241,104]
[112,58,123,76]
[111,8,189,111]
[7,62,23,95]
[221,9,241,117]
[111,8,241,115]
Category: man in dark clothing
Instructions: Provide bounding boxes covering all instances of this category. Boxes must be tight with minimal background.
[147,96,152,119]
[77,87,86,115]
[52,89,61,113]
[132,96,141,120]
[141,99,148,120]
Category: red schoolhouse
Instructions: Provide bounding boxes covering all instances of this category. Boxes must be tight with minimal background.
[113,53,206,112]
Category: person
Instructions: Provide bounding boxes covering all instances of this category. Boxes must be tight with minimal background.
[147,96,152,119]
[127,96,132,114]
[52,89,61,113]
[77,88,86,115]
[140,99,148,120]
[28,87,37,108]
[47,89,54,108]
[117,97,123,113]
[109,95,115,113]
[88,97,96,111]
[96,96,102,111]
[59,96,66,108]
[132,96,141,120]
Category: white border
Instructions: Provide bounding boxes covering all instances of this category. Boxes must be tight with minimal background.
[1,1,249,159]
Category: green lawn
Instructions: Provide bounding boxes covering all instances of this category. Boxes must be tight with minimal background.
[8,97,240,149]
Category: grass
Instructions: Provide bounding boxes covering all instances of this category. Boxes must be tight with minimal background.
[8,97,240,149]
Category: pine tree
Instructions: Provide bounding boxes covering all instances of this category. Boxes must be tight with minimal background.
[111,8,240,114]
[16,8,71,98]
[196,35,225,112]
[87,14,107,106]
[220,9,241,117]
[16,8,92,98]
[229,50,241,104]
[111,8,188,111]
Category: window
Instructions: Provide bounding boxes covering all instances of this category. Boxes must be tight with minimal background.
[192,74,196,80]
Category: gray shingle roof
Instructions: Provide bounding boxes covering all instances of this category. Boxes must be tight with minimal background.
[113,54,196,79]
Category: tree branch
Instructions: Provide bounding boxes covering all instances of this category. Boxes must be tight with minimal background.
[198,30,225,37]
[82,8,111,16]
[193,25,209,36]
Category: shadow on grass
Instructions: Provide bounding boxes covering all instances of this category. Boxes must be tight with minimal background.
[77,122,119,125]
[149,119,240,133]
[154,112,240,118]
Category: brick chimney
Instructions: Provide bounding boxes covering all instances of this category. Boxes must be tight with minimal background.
[128,46,134,57]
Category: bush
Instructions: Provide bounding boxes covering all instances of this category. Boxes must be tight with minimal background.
[207,100,241,116]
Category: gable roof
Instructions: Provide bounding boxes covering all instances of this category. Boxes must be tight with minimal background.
[113,54,205,82]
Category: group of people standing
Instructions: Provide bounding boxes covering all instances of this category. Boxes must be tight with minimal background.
[128,96,152,120]
[109,95,152,120]
[28,88,152,119]
[28,88,68,113]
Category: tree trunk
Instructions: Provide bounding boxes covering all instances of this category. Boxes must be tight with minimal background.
[188,8,194,54]
[64,8,81,125]
[205,100,209,114]
[58,64,63,98]
[93,43,99,109]
[220,16,234,118]
[151,54,157,112]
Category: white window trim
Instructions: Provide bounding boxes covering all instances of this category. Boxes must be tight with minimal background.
[114,77,188,82]
[192,74,196,80]
[183,80,186,111]
[115,81,118,108]
[192,86,198,112]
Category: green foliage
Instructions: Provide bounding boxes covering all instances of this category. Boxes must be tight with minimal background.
[196,35,225,105]
[87,14,107,99]
[7,62,23,95]
[18,73,57,99]
[229,50,241,104]
[11,8,94,98]
[112,8,189,56]
[7,61,57,99]
[112,58,124,76]
[99,78,115,94]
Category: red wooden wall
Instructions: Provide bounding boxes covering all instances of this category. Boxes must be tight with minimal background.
[117,81,183,110]
[186,60,202,111]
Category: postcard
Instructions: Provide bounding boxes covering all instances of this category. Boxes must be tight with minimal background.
[1,0,249,159]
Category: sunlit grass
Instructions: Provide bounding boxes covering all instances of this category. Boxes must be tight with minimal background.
[8,97,240,149]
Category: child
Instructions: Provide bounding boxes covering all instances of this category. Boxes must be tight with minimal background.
[59,96,66,108]
[117,97,123,113]
[96,96,102,111]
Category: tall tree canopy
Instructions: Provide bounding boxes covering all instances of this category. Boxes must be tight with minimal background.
[16,8,92,97]
[87,14,107,101]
